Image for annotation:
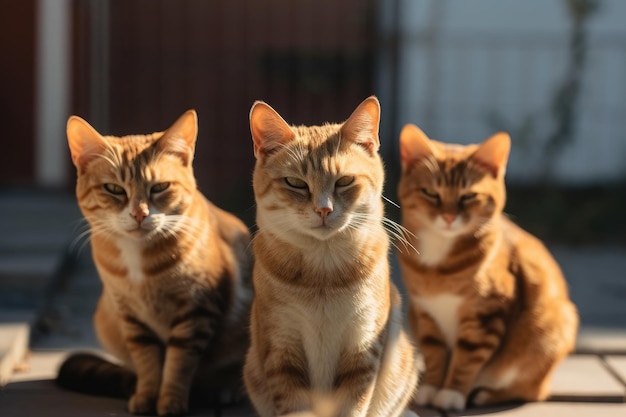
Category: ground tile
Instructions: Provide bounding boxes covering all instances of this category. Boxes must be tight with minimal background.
[0,323,29,386]
[449,402,626,417]
[605,356,626,386]
[549,355,625,402]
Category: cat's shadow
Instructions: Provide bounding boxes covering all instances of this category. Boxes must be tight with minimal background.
[426,401,524,417]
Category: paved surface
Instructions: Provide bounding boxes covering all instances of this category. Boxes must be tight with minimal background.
[1,188,625,416]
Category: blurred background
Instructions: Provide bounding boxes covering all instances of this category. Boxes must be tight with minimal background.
[1,0,625,331]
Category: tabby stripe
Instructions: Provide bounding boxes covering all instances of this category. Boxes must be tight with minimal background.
[421,335,446,347]
[144,255,180,276]
[128,333,162,346]
[266,364,310,389]
[123,316,162,346]
[457,338,498,352]
[477,311,506,337]
[438,252,482,275]
[168,330,212,347]
[333,366,375,390]
[123,315,153,333]
[170,306,222,328]
[168,334,211,355]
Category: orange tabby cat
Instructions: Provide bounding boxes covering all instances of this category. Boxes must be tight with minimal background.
[396,124,578,411]
[57,110,253,416]
[243,97,419,417]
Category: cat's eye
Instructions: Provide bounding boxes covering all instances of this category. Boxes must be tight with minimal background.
[421,188,439,200]
[335,176,355,187]
[285,177,308,189]
[104,183,126,196]
[151,182,170,193]
[459,192,477,203]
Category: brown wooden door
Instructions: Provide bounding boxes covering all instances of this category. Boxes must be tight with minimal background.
[0,0,36,185]
[71,0,375,221]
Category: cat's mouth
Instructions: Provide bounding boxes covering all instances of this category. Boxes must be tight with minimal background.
[126,226,157,239]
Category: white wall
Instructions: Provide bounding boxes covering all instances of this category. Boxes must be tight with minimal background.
[36,0,70,187]
[381,0,626,184]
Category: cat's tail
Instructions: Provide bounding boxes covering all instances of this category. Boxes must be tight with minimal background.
[55,352,136,399]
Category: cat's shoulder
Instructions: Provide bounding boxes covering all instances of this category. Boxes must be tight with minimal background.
[501,216,549,253]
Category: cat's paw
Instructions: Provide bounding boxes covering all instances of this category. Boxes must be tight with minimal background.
[472,389,491,406]
[157,394,188,416]
[414,383,438,406]
[431,388,466,411]
[129,393,157,415]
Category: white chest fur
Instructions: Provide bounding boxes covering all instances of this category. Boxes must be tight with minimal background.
[116,239,145,284]
[276,295,366,390]
[417,228,456,266]
[414,293,463,348]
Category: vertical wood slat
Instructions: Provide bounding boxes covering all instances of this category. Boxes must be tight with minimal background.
[74,0,374,217]
[0,0,36,184]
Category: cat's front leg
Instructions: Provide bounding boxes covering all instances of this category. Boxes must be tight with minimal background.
[264,347,311,415]
[122,315,165,415]
[158,309,216,416]
[333,348,382,417]
[412,311,448,407]
[433,314,503,411]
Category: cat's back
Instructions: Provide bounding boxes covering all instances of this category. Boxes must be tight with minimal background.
[500,217,573,302]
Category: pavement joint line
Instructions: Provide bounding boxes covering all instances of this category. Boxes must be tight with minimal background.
[599,354,626,393]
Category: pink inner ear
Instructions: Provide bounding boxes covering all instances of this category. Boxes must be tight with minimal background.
[399,124,433,169]
[250,102,295,157]
[341,96,381,154]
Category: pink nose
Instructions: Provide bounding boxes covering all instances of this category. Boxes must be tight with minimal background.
[315,206,332,219]
[131,206,149,224]
[442,213,456,225]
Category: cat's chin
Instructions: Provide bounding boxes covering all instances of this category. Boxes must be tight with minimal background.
[306,225,341,241]
[431,224,466,238]
[124,227,159,240]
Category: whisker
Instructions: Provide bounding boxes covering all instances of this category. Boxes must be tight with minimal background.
[382,195,400,209]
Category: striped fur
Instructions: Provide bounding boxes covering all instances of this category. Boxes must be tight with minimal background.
[60,110,253,416]
[397,124,579,411]
[244,97,419,417]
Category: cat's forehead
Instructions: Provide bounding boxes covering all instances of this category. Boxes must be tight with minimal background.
[431,139,478,159]
[105,132,162,152]
[415,141,484,187]
[291,123,342,147]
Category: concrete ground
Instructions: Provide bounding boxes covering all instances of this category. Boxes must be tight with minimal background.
[0,188,625,417]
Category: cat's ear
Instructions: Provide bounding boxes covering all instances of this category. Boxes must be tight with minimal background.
[159,110,198,166]
[249,101,295,159]
[341,95,380,155]
[66,116,107,171]
[399,123,434,171]
[471,132,511,177]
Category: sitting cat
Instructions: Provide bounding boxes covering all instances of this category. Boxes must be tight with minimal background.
[57,110,253,416]
[396,124,578,411]
[243,97,419,417]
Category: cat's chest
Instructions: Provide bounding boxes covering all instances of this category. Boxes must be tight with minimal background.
[416,229,456,266]
[413,293,464,348]
[287,298,365,388]
[117,239,145,284]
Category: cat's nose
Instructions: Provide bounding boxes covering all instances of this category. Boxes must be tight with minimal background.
[315,206,333,219]
[130,205,149,224]
[442,213,456,225]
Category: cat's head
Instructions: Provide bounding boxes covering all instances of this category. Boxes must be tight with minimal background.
[398,124,510,238]
[250,96,385,245]
[67,110,199,241]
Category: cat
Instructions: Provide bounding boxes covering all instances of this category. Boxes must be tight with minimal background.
[243,96,420,417]
[57,110,254,416]
[396,123,579,411]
